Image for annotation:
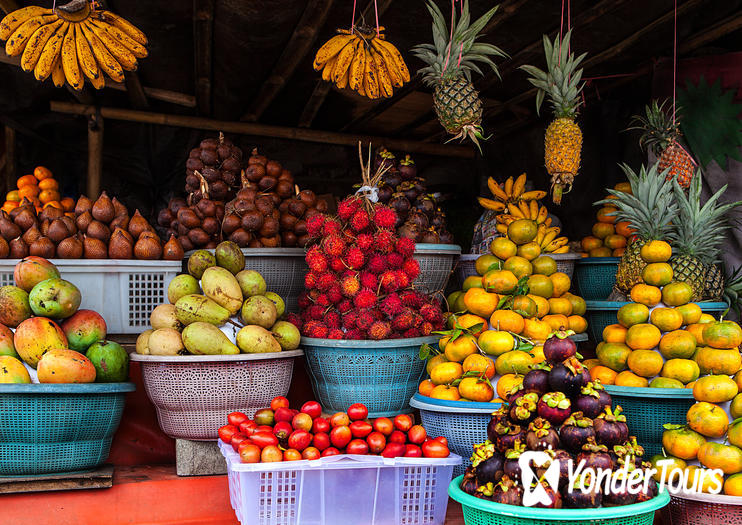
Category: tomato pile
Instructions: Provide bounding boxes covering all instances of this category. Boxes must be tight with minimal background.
[218,397,451,463]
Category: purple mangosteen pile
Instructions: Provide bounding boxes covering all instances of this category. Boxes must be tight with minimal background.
[460,330,659,509]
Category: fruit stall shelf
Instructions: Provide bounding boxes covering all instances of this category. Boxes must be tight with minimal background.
[130,351,303,440]
[0,382,135,475]
[573,257,620,301]
[413,243,461,295]
[410,393,502,478]
[448,475,671,525]
[0,259,181,334]
[669,490,742,525]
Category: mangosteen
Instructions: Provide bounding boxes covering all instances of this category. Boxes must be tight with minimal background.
[406,210,429,230]
[576,437,614,471]
[414,195,436,217]
[399,181,419,201]
[593,406,629,448]
[602,470,638,507]
[574,382,612,419]
[474,482,495,501]
[421,229,441,244]
[487,407,511,442]
[493,422,526,454]
[460,466,479,495]
[612,436,645,469]
[543,329,577,364]
[397,222,420,241]
[374,147,396,172]
[470,442,505,485]
[635,477,658,503]
[377,183,393,203]
[548,357,589,397]
[530,481,563,508]
[537,392,572,426]
[384,171,402,188]
[509,392,539,425]
[389,193,411,217]
[399,154,417,180]
[438,229,455,244]
[523,364,552,395]
[490,476,523,506]
[563,473,602,508]
[559,412,595,452]
[503,441,526,482]
[546,449,573,486]
[431,211,446,229]
[526,418,560,451]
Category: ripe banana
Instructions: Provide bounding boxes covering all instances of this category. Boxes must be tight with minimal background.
[504,176,514,198]
[50,54,65,87]
[5,14,55,56]
[507,202,523,218]
[477,197,505,212]
[521,190,547,201]
[91,10,147,46]
[545,236,569,252]
[545,217,552,227]
[487,177,509,201]
[374,37,410,82]
[348,43,365,91]
[61,24,82,90]
[20,18,62,71]
[332,39,358,83]
[336,66,350,90]
[314,33,355,70]
[536,205,549,224]
[80,22,124,82]
[0,6,52,40]
[89,18,147,59]
[541,228,559,248]
[85,19,137,71]
[34,21,68,81]
[370,38,404,87]
[512,173,526,199]
[495,224,508,235]
[528,199,539,220]
[551,246,570,254]
[75,22,99,83]
[517,200,530,219]
[371,49,393,98]
[363,47,380,99]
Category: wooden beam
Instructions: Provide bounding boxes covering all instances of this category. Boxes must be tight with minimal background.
[50,101,475,158]
[678,9,742,53]
[124,73,149,109]
[241,0,335,122]
[86,112,103,199]
[339,76,423,131]
[482,0,531,33]
[193,0,214,115]
[3,126,16,196]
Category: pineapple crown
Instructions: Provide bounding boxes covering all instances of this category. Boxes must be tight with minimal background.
[520,30,586,119]
[668,173,742,264]
[595,163,677,241]
[412,0,506,87]
[723,263,742,317]
[628,99,682,156]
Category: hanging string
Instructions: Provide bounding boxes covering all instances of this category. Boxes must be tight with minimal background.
[558,0,564,64]
[350,0,357,30]
[373,0,380,36]
[672,0,677,125]
[456,0,464,68]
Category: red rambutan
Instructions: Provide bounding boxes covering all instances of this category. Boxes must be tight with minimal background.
[373,206,397,229]
[396,237,415,258]
[302,320,328,338]
[316,272,335,291]
[285,312,302,329]
[327,328,345,339]
[400,290,424,309]
[354,288,378,309]
[315,294,330,307]
[304,272,319,290]
[420,303,443,324]
[337,197,361,220]
[412,313,423,328]
[359,271,378,290]
[402,258,420,280]
[325,311,341,329]
[367,254,387,274]
[395,270,410,289]
[342,311,359,329]
[322,218,342,237]
[298,291,312,310]
[322,234,345,257]
[306,304,325,320]
[337,299,353,314]
[350,209,370,232]
[381,293,403,316]
[392,309,415,331]
[374,229,396,253]
[402,328,420,339]
[421,321,433,336]
[356,233,374,252]
[327,284,343,304]
[330,257,346,273]
[356,309,376,330]
[307,253,328,273]
[386,252,404,269]
[379,271,399,293]
[341,275,361,297]
[306,214,326,236]
[368,320,392,340]
[344,246,365,270]
[344,328,364,340]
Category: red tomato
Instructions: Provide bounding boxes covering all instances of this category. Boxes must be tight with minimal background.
[433,436,449,447]
[381,442,405,458]
[238,442,261,463]
[270,396,290,411]
[288,430,313,451]
[239,420,257,436]
[422,439,450,458]
[404,444,423,457]
[393,414,413,432]
[274,407,295,423]
[330,412,350,428]
[373,417,394,436]
[312,417,330,434]
[347,403,369,421]
[346,439,369,455]
[302,446,321,460]
[312,432,331,451]
[407,425,427,445]
[321,447,341,457]
[366,431,387,454]
[261,445,284,462]
[330,425,352,449]
[231,432,248,451]
[301,401,322,419]
[284,448,302,461]
[227,412,248,427]
[292,413,313,432]
[389,430,407,444]
[218,424,239,444]
[273,421,293,441]
[249,431,279,449]
[349,420,373,439]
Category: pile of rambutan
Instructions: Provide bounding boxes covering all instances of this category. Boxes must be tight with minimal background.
[289,195,445,340]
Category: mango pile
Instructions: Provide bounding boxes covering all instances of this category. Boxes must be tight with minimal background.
[136,240,300,356]
[580,182,636,257]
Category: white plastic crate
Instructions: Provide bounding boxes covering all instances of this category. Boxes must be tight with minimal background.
[0,259,181,334]
[219,440,460,525]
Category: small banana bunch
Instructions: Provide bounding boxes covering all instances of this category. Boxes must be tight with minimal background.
[0,0,148,90]
[313,26,410,99]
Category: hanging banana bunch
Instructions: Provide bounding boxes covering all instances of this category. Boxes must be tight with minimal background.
[313,25,410,99]
[0,0,148,90]
[478,173,570,253]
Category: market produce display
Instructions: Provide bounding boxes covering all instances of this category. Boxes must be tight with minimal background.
[135,241,299,356]
[219,397,450,463]
[412,0,506,148]
[2,166,74,215]
[0,256,128,383]
[0,0,148,89]
[580,182,635,257]
[477,172,570,253]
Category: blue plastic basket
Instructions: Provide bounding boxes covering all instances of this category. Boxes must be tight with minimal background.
[301,336,437,418]
[0,383,135,475]
[604,385,695,458]
[574,257,620,301]
[410,394,501,478]
[585,301,728,343]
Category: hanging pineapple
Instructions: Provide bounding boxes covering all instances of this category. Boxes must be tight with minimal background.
[520,30,586,204]
[629,99,696,188]
[411,0,506,150]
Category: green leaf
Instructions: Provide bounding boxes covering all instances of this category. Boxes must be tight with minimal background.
[419,343,433,361]
[467,323,485,334]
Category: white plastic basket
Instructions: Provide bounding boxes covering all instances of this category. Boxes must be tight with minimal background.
[669,491,742,524]
[218,440,460,525]
[0,259,180,334]
[413,243,461,295]
[130,351,303,440]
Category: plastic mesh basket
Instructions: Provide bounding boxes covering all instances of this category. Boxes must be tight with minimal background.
[669,492,742,525]
[130,351,302,440]
[604,385,695,457]
[410,394,500,478]
[454,254,479,289]
[574,257,620,301]
[549,252,582,280]
[0,383,135,475]
[413,244,461,295]
[302,336,436,418]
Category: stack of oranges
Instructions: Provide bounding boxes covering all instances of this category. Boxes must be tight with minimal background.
[2,167,75,215]
[580,182,636,257]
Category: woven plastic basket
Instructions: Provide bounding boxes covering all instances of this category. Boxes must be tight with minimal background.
[449,476,670,524]
[549,252,582,280]
[410,394,501,478]
[130,351,302,440]
[0,382,135,475]
[574,257,620,301]
[302,336,437,418]
[455,254,480,289]
[604,385,695,457]
[413,243,461,295]
[669,491,742,525]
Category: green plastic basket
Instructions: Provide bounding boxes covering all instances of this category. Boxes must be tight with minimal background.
[604,385,695,457]
[574,257,620,301]
[0,383,135,475]
[449,475,670,524]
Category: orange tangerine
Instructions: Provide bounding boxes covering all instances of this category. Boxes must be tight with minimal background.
[604,234,626,249]
[642,262,673,287]
[547,297,573,316]
[430,384,460,400]
[614,370,649,387]
[703,321,742,349]
[429,361,464,385]
[549,272,571,297]
[456,314,488,336]
[662,282,693,306]
[615,221,636,237]
[478,330,515,357]
[590,365,617,385]
[512,295,538,318]
[597,342,632,371]
[581,236,603,252]
[443,334,479,362]
[503,256,533,279]
[627,349,664,377]
[676,303,702,326]
[626,323,662,350]
[489,310,525,334]
[699,313,716,324]
[640,240,672,263]
[687,402,730,438]
[692,375,738,403]
[475,254,502,276]
[463,288,500,318]
[418,379,435,396]
[589,247,613,257]
[584,358,600,370]
[60,197,75,212]
[459,377,495,402]
[495,350,533,375]
[463,275,484,291]
[33,166,52,180]
[630,283,662,307]
[482,269,517,294]
[592,222,614,239]
[612,248,625,257]
[38,178,58,191]
[490,237,518,259]
[567,315,588,334]
[517,242,542,261]
[507,219,538,245]
[6,190,19,201]
[527,274,554,298]
[614,182,632,193]
[528,294,550,318]
[530,344,545,364]
[596,206,617,224]
[531,255,557,276]
[686,323,707,345]
[603,324,628,343]
[650,307,684,332]
[463,353,496,379]
[659,330,697,359]
[662,428,706,460]
[650,377,684,388]
[562,293,586,315]
[38,189,60,204]
[725,473,742,496]
[16,174,37,188]
[496,373,523,400]
[426,353,448,375]
[17,185,39,200]
[522,318,551,341]
[542,314,569,331]
[694,346,742,376]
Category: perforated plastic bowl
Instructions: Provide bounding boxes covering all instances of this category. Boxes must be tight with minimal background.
[413,244,462,295]
[449,476,670,524]
[455,254,480,289]
[302,336,437,417]
[410,394,501,478]
[130,351,302,440]
[604,385,695,457]
[574,257,620,301]
[0,382,135,475]
[669,491,742,525]
[549,252,582,280]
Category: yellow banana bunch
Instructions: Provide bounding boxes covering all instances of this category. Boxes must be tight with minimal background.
[0,1,148,90]
[314,26,409,99]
